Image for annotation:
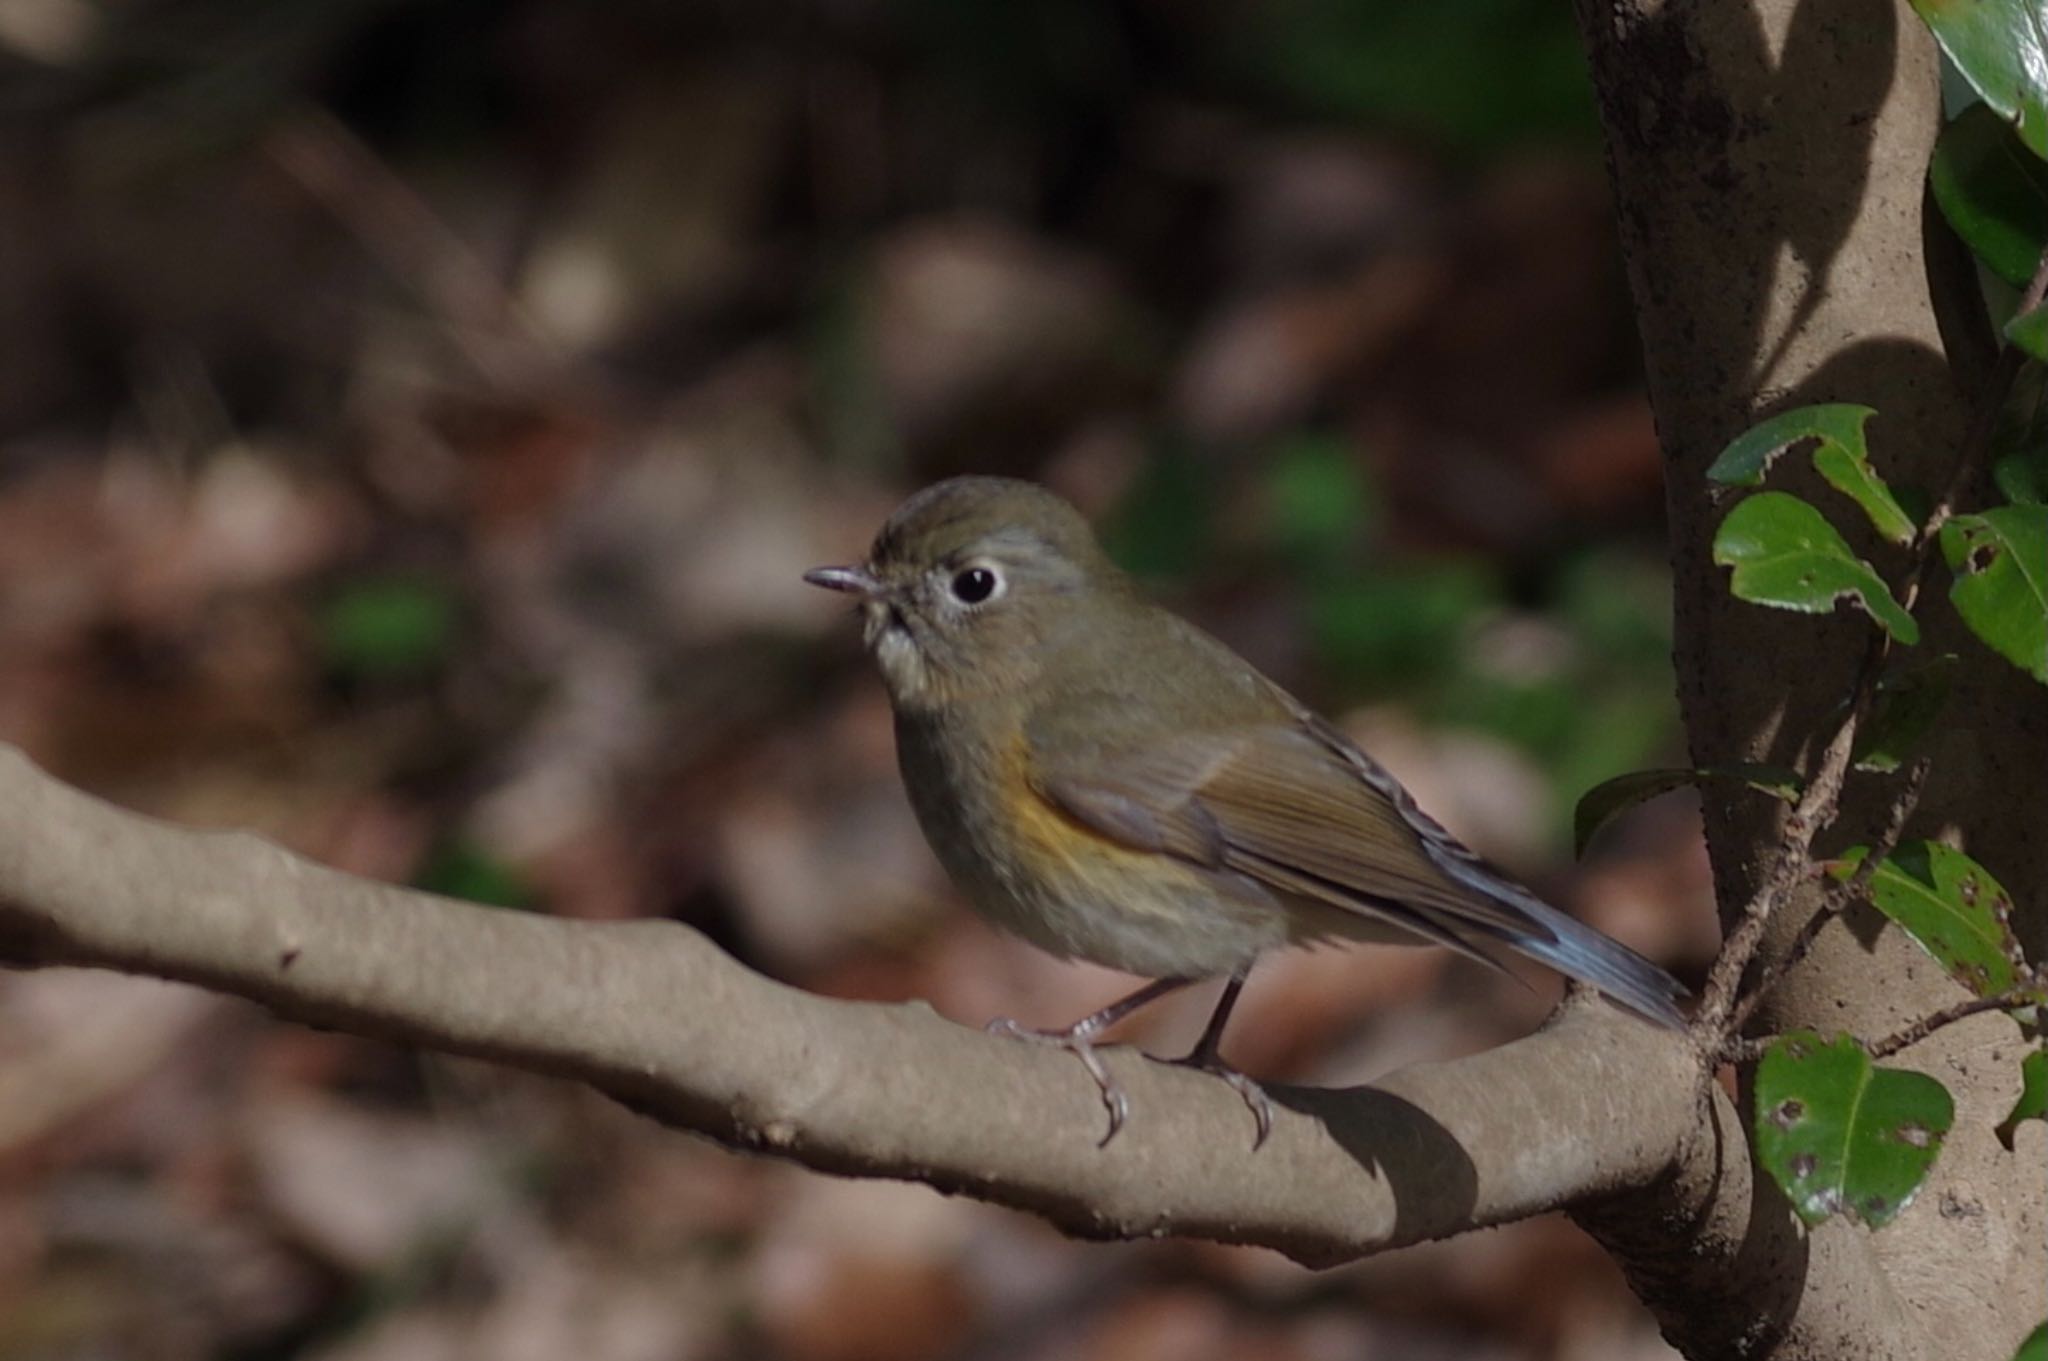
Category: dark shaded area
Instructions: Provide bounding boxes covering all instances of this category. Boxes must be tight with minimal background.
[0,3,1720,1358]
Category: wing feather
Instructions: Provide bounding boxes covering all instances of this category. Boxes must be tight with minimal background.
[1037,724,1535,939]
[1032,714,1688,1028]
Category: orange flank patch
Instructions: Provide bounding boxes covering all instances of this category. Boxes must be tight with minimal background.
[997,735,1209,920]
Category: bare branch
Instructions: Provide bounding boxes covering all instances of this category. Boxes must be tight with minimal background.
[0,744,1939,1359]
[1693,712,1865,1035]
[0,744,1694,1268]
[1867,983,2044,1061]
[1724,755,1932,1042]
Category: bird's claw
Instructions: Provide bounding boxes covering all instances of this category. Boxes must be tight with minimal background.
[984,1014,1130,1146]
[1170,1049,1273,1150]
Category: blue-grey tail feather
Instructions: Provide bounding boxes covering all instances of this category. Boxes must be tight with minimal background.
[1425,848,1690,1030]
[1503,899,1689,1029]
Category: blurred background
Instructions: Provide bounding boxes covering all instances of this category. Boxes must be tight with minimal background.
[0,2,1722,1358]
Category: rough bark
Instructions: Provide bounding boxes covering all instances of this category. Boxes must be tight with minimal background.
[1570,2,2048,1357]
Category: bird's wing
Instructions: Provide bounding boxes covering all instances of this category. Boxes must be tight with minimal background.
[1029,712,1688,1027]
[1028,720,1527,956]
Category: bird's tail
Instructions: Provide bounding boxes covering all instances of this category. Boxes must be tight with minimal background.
[1425,848,1690,1030]
[1499,895,1690,1029]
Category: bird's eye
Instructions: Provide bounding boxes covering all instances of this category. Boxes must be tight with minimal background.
[949,565,1002,605]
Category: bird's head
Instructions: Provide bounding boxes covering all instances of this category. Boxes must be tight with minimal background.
[805,477,1127,709]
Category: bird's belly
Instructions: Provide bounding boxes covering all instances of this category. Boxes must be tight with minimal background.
[899,721,1284,978]
[977,821,1285,979]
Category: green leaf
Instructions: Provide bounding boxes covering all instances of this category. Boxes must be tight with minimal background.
[1991,363,2048,504]
[319,577,459,681]
[1911,0,2048,159]
[1830,842,2025,997]
[1754,1031,1954,1228]
[2015,1321,2048,1361]
[1706,404,1879,486]
[1706,406,1916,542]
[1941,506,2048,682]
[1712,492,1921,643]
[1929,103,2048,287]
[1853,656,1957,773]
[1997,1048,2048,1148]
[1811,441,1919,545]
[2011,300,2048,363]
[1573,764,1801,858]
[1997,450,2048,504]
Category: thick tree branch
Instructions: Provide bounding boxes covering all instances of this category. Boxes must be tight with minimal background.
[0,743,1702,1268]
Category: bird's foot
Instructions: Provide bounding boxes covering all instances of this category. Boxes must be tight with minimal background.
[985,1015,1130,1147]
[1167,1046,1273,1150]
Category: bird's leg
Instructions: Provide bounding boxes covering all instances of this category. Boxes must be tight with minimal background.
[985,976,1193,1146]
[1167,971,1273,1149]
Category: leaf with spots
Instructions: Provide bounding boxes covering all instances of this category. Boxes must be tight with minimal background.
[1712,493,1920,643]
[1942,506,2048,683]
[1753,1030,1955,1229]
[2017,1321,2048,1361]
[1997,1047,2047,1149]
[1572,764,1802,859]
[1830,842,2027,998]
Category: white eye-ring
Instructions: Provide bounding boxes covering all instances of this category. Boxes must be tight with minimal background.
[948,562,1004,606]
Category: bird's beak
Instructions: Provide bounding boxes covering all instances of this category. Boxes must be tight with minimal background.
[803,564,882,597]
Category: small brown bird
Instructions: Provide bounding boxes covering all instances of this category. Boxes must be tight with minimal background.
[807,477,1686,1145]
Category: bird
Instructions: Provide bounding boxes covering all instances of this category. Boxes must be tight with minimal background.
[805,476,1688,1145]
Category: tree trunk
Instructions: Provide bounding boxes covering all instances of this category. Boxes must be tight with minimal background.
[1570,1,2048,1357]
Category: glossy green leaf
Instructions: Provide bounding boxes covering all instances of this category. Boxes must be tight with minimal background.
[1997,1048,2048,1148]
[1712,493,1920,643]
[1929,103,2048,287]
[1830,842,2024,997]
[1853,656,1956,773]
[1911,0,2048,159]
[1706,404,1878,486]
[1941,506,2048,682]
[1754,1031,1954,1228]
[1573,764,1801,858]
[2011,300,2048,363]
[2015,1321,2048,1361]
